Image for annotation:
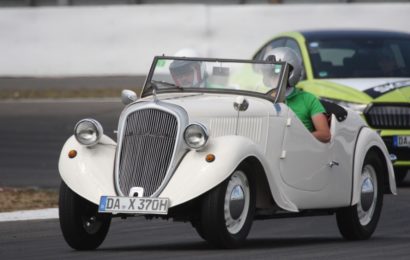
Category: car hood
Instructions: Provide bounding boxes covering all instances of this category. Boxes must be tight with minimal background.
[299,78,410,103]
[142,93,279,147]
[327,78,410,92]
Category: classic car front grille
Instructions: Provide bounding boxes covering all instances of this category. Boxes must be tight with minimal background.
[118,108,178,197]
[364,104,410,129]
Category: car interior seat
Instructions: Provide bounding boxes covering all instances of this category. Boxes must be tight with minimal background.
[320,99,348,126]
[310,53,334,78]
[343,52,379,77]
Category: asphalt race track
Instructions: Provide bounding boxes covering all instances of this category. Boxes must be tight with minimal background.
[1,100,410,259]
[1,188,410,259]
[0,99,123,188]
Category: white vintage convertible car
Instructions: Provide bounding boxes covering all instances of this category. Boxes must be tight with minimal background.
[58,56,397,250]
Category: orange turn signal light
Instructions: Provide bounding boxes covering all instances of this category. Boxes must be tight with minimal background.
[68,150,77,159]
[205,154,215,163]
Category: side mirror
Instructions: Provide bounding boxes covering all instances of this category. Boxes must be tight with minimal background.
[121,89,138,105]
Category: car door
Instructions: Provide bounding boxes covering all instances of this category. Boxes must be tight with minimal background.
[279,110,353,209]
[279,108,332,192]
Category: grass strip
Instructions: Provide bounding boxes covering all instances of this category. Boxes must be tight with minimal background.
[0,187,58,212]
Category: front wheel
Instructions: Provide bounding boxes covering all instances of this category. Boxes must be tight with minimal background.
[59,181,112,250]
[197,167,255,248]
[336,152,384,240]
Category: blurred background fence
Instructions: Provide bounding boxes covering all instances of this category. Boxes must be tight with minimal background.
[0,1,409,79]
[1,0,410,7]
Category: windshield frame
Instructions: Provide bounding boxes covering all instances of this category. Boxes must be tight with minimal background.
[140,56,290,103]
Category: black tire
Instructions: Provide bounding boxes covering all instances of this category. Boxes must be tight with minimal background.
[336,151,384,240]
[191,220,206,240]
[197,167,255,248]
[59,181,112,250]
[394,167,408,186]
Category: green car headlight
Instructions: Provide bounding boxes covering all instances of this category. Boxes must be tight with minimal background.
[74,118,103,147]
[184,123,209,150]
[338,101,367,113]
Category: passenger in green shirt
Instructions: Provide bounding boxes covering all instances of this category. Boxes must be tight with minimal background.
[264,47,331,143]
[286,88,326,132]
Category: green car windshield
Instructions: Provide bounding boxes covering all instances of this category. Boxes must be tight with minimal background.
[142,57,283,97]
[307,38,410,78]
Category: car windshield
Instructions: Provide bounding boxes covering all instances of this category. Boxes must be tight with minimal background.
[307,38,410,78]
[141,57,284,97]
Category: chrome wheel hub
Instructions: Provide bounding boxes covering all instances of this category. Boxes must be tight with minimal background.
[224,170,250,234]
[83,216,102,234]
[357,165,378,226]
[229,185,245,219]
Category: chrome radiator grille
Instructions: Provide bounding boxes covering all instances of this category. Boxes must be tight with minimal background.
[118,108,178,196]
[364,104,410,129]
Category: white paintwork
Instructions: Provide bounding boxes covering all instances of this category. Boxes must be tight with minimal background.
[265,109,364,210]
[280,110,331,192]
[59,91,396,211]
[160,93,275,149]
[59,135,117,204]
[159,135,270,207]
[326,78,410,91]
[352,127,397,206]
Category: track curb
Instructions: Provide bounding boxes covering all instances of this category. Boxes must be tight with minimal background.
[0,208,58,222]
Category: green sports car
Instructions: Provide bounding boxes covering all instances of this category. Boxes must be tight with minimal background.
[253,30,410,183]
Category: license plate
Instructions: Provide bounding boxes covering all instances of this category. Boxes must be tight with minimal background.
[393,136,410,148]
[98,196,169,215]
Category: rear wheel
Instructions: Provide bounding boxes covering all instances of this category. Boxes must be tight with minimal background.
[336,152,384,240]
[59,181,111,250]
[197,168,255,248]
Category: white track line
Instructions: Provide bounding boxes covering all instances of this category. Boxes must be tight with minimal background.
[0,208,58,222]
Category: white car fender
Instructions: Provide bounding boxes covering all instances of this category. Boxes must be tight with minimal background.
[352,127,397,205]
[159,135,269,208]
[58,135,117,204]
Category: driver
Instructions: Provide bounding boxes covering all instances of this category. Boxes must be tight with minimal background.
[169,59,206,88]
[377,51,398,76]
[264,47,331,143]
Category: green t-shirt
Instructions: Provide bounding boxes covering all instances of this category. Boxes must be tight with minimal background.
[285,88,326,132]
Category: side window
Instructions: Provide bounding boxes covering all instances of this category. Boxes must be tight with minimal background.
[284,39,302,58]
[253,39,286,61]
[284,39,306,80]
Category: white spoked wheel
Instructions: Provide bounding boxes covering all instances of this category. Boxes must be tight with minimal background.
[336,151,384,240]
[198,166,255,248]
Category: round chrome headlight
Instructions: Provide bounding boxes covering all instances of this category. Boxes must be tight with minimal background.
[184,123,209,150]
[74,118,103,146]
